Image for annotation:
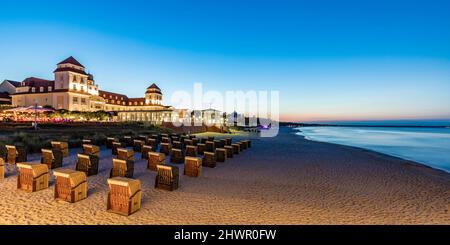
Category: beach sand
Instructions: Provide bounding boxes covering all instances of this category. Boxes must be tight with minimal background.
[0,127,448,224]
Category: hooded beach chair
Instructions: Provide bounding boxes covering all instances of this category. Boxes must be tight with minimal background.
[197,143,206,155]
[133,140,144,152]
[231,144,241,154]
[106,137,118,149]
[155,164,179,191]
[17,163,49,192]
[76,153,99,176]
[215,148,227,162]
[141,145,153,159]
[184,156,202,177]
[224,145,234,158]
[160,143,172,155]
[185,145,198,157]
[110,158,134,178]
[0,158,4,180]
[107,177,141,216]
[5,145,27,164]
[112,142,123,155]
[51,141,69,157]
[170,148,184,164]
[53,169,87,203]
[41,148,63,169]
[148,152,165,171]
[117,148,134,161]
[83,144,100,157]
[203,151,217,168]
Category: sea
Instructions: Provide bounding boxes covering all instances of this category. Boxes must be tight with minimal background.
[295,121,450,173]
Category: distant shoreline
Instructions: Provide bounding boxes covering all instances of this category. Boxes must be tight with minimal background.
[280,122,450,129]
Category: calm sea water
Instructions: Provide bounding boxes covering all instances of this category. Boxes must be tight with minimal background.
[296,126,450,172]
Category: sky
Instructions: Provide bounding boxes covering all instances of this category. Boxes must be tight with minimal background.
[0,0,449,122]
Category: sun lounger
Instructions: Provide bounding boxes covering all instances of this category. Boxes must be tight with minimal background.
[76,153,99,176]
[107,177,141,216]
[203,151,216,168]
[110,158,134,178]
[155,164,179,191]
[216,148,227,162]
[170,148,185,164]
[53,169,87,203]
[184,156,202,177]
[17,163,49,192]
[51,141,69,157]
[41,148,63,169]
[148,152,165,171]
[5,145,27,164]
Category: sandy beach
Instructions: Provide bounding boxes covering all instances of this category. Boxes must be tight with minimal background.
[0,127,449,224]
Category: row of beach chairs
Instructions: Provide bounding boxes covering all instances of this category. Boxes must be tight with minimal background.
[0,133,252,216]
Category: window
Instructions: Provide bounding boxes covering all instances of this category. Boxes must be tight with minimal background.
[73,97,78,104]
[31,87,36,93]
[81,98,86,105]
[81,86,84,92]
[73,84,77,90]
[48,86,52,92]
[40,87,44,92]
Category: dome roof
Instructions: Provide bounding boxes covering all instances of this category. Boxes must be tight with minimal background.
[146,83,162,94]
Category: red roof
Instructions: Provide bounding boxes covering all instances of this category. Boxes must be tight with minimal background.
[57,56,85,68]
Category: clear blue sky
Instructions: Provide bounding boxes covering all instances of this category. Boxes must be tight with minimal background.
[1,0,449,122]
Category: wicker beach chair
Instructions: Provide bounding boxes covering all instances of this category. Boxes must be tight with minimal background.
[214,140,224,148]
[148,152,165,171]
[82,139,92,144]
[231,143,241,154]
[161,137,170,144]
[112,142,123,155]
[220,139,227,148]
[141,145,153,159]
[238,141,247,150]
[155,164,179,191]
[110,158,134,178]
[224,145,234,158]
[185,145,198,157]
[0,145,6,162]
[83,144,100,157]
[160,143,172,155]
[137,135,148,143]
[122,136,133,147]
[170,148,185,164]
[17,163,49,192]
[133,140,144,152]
[5,145,27,164]
[0,158,4,181]
[184,156,202,177]
[245,140,252,148]
[205,141,215,152]
[203,151,217,168]
[184,139,193,146]
[147,138,158,150]
[192,138,199,146]
[53,169,87,203]
[200,138,207,144]
[207,136,215,142]
[41,148,63,169]
[106,137,118,149]
[107,177,141,216]
[172,141,183,150]
[117,148,134,161]
[216,148,227,162]
[197,143,206,155]
[51,141,69,158]
[76,153,99,176]
[225,138,232,146]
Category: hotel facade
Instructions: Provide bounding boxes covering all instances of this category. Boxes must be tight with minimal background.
[4,57,176,123]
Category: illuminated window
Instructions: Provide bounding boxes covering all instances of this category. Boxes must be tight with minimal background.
[40,87,44,92]
[48,86,52,92]
[31,87,36,93]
